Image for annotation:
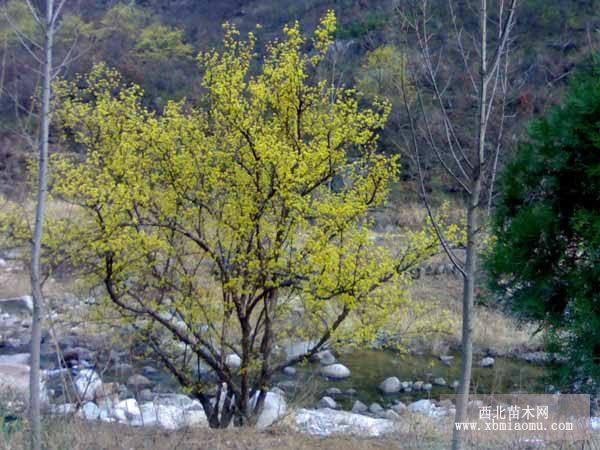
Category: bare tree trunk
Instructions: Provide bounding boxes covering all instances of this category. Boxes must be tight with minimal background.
[29,1,54,449]
[452,190,480,449]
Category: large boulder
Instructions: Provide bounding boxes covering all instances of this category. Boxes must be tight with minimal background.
[74,369,102,401]
[295,408,397,437]
[0,363,47,404]
[98,397,207,430]
[253,391,287,429]
[132,402,207,430]
[319,364,351,380]
[378,377,401,394]
[0,296,33,315]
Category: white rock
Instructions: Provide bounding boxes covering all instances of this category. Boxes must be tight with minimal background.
[133,402,207,430]
[0,296,33,315]
[282,366,296,376]
[314,350,336,365]
[0,353,29,365]
[480,357,495,368]
[49,403,75,415]
[253,391,287,429]
[78,402,100,420]
[0,363,47,404]
[369,402,384,414]
[591,417,600,430]
[352,400,368,414]
[381,409,401,421]
[378,377,401,394]
[295,408,397,437]
[318,396,337,409]
[433,377,447,386]
[75,369,102,401]
[111,398,141,423]
[408,399,448,418]
[319,364,351,380]
[225,354,242,370]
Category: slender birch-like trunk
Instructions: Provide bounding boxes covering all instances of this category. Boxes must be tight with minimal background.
[29,1,54,449]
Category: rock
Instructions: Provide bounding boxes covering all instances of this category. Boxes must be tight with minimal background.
[591,417,600,431]
[101,397,207,429]
[127,374,152,390]
[133,402,206,429]
[295,408,397,437]
[381,409,401,421]
[78,402,100,420]
[401,381,412,390]
[0,353,29,365]
[324,387,343,397]
[113,363,134,376]
[0,296,33,315]
[320,364,351,380]
[440,355,454,366]
[345,388,357,396]
[252,391,287,428]
[480,357,495,368]
[368,402,384,414]
[74,369,102,402]
[138,389,154,402]
[94,382,120,406]
[225,354,241,370]
[413,381,423,391]
[109,398,141,423]
[282,366,296,376]
[313,350,336,365]
[423,383,433,392]
[378,376,401,394]
[391,401,407,414]
[318,396,337,409]
[451,380,460,389]
[409,399,448,418]
[519,352,548,364]
[433,377,447,386]
[352,400,368,414]
[49,403,75,415]
[142,366,159,376]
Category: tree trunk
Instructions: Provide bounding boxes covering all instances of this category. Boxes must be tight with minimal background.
[29,1,54,449]
[451,196,479,450]
[452,2,487,448]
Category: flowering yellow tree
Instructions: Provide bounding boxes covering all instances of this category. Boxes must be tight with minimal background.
[47,12,443,427]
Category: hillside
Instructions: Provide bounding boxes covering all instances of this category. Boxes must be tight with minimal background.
[1,0,599,196]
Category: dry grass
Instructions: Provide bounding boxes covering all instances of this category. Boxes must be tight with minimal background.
[408,272,541,355]
[0,420,445,450]
[2,416,598,450]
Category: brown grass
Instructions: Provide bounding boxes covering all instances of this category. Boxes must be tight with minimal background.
[0,420,441,450]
